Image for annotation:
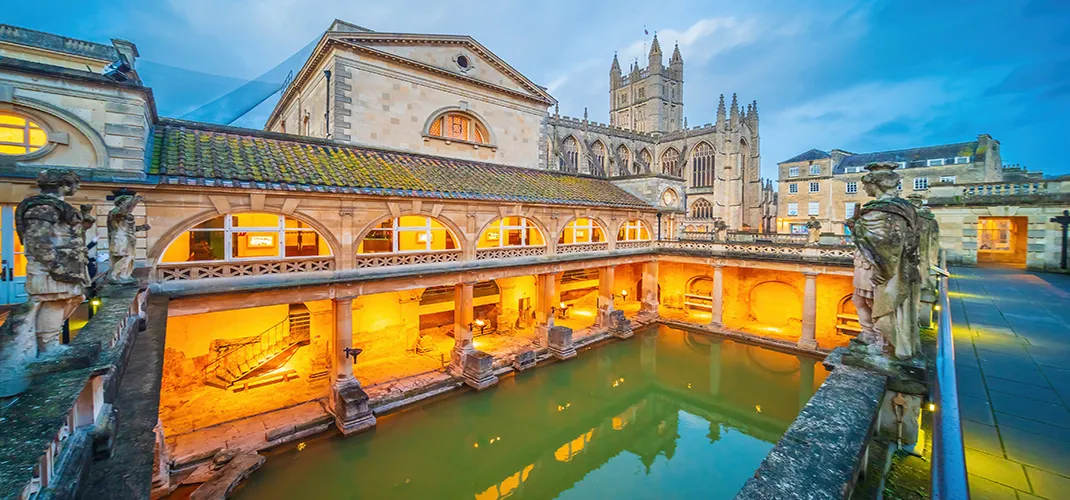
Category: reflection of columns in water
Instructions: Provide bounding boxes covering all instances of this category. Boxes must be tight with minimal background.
[710,264,724,326]
[708,340,722,397]
[640,331,657,376]
[451,282,476,373]
[798,357,815,410]
[798,271,818,349]
[333,297,355,381]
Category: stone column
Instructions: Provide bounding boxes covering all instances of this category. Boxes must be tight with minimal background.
[534,273,557,346]
[338,208,354,271]
[450,282,476,373]
[799,271,818,350]
[598,266,616,328]
[639,260,659,318]
[329,296,375,435]
[710,264,724,327]
[332,297,355,381]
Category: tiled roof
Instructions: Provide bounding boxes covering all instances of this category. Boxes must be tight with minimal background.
[779,149,830,164]
[148,119,652,209]
[833,141,979,174]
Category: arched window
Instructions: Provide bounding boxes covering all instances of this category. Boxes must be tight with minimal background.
[691,198,714,219]
[561,136,579,172]
[661,148,680,177]
[478,217,545,248]
[616,144,630,175]
[558,218,606,245]
[358,216,458,253]
[638,148,652,174]
[0,112,48,155]
[160,213,331,263]
[590,141,606,176]
[428,112,490,144]
[692,142,715,188]
[617,219,652,242]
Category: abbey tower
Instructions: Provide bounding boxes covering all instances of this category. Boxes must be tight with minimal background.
[609,34,684,134]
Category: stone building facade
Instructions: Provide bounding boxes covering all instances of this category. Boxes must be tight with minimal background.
[608,35,684,134]
[775,135,1004,235]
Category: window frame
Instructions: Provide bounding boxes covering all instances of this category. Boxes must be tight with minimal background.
[616,219,652,242]
[358,216,459,254]
[788,183,798,194]
[787,203,799,216]
[939,176,956,184]
[913,177,929,191]
[809,181,820,193]
[808,202,820,216]
[0,111,52,158]
[788,167,799,177]
[926,158,945,167]
[845,181,858,194]
[425,111,492,146]
[558,218,607,245]
[161,213,331,264]
[954,156,970,164]
[809,164,820,175]
[479,217,545,249]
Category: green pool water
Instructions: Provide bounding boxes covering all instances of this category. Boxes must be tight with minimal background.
[233,325,829,499]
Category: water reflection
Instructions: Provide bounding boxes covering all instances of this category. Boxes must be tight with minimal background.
[234,325,828,500]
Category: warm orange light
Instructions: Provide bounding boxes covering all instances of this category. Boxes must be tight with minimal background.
[933,305,942,311]
[559,302,567,309]
[475,319,486,327]
[928,403,936,412]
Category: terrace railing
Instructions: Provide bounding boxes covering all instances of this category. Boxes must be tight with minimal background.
[931,251,969,499]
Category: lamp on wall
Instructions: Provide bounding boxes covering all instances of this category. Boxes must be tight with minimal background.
[470,319,487,336]
[620,290,629,301]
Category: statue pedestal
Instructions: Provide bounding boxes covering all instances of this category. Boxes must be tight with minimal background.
[548,325,576,360]
[463,351,499,391]
[330,379,376,436]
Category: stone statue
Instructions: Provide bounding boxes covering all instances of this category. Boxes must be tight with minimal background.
[805,216,822,245]
[106,193,150,284]
[845,162,922,360]
[14,170,94,353]
[713,219,729,241]
[907,194,940,326]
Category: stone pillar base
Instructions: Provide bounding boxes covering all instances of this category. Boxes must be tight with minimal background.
[608,310,633,339]
[512,349,537,372]
[463,351,499,390]
[919,301,935,329]
[548,325,576,360]
[330,379,377,436]
[797,338,818,350]
[534,324,550,347]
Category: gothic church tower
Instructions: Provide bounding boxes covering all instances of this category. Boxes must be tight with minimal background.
[609,34,684,134]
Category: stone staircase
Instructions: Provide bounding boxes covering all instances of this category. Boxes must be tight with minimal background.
[204,308,311,389]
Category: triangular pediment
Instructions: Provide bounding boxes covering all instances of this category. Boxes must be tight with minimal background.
[330,32,554,104]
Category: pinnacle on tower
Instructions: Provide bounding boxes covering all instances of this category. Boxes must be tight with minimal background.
[649,32,662,56]
[670,42,683,63]
[752,100,759,121]
[729,93,740,128]
[611,52,621,73]
[716,94,726,130]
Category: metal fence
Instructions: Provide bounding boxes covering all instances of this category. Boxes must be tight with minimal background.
[931,251,970,499]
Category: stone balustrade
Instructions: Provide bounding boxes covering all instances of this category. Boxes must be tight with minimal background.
[474,246,548,260]
[658,239,854,264]
[928,179,1070,207]
[354,250,462,269]
[155,256,335,282]
[555,242,609,255]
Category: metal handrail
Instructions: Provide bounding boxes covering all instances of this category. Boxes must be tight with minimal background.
[931,251,970,499]
[203,317,289,382]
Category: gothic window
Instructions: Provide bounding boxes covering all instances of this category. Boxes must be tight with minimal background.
[691,142,715,187]
[617,144,630,175]
[558,218,606,245]
[160,213,332,263]
[638,149,652,174]
[638,87,645,99]
[478,217,545,248]
[427,112,489,144]
[357,216,458,254]
[738,140,748,172]
[561,136,579,172]
[590,141,606,176]
[690,198,714,219]
[0,112,47,155]
[660,148,681,177]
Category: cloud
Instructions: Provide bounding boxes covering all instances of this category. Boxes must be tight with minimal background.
[615,17,759,65]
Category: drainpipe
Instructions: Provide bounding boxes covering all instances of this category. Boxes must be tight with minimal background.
[656,212,663,241]
[323,69,332,139]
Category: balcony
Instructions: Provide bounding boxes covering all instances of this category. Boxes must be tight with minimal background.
[928,180,1070,206]
[155,256,335,282]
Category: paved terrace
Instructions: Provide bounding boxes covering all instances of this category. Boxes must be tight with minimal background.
[950,266,1070,499]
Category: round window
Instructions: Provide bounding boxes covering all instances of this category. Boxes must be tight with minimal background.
[456,55,470,69]
[0,112,48,156]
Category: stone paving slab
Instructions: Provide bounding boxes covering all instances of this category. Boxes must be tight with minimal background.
[951,266,1070,499]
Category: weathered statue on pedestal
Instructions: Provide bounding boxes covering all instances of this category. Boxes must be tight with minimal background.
[713,219,729,241]
[106,192,150,284]
[907,194,940,327]
[805,216,822,245]
[846,162,922,360]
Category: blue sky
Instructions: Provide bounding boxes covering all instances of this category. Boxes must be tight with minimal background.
[6,0,1069,178]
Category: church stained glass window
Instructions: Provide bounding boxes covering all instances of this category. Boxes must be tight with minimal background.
[691,142,715,187]
[661,148,680,177]
[561,136,579,172]
[690,198,714,219]
[590,141,606,176]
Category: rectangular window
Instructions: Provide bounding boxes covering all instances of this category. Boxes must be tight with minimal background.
[926,158,945,167]
[845,181,857,194]
[809,165,820,175]
[844,202,856,218]
[897,161,907,169]
[788,183,798,194]
[788,167,799,177]
[809,182,820,193]
[940,176,956,184]
[914,177,929,190]
[954,156,970,164]
[787,203,798,216]
[844,166,863,174]
[808,202,820,216]
[790,224,807,234]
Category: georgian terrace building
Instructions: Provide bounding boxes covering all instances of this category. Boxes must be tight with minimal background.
[0,21,854,496]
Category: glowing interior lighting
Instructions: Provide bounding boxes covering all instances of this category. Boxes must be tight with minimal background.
[474,319,486,327]
[933,305,942,311]
[559,302,567,309]
[755,405,762,413]
[90,298,102,307]
[928,403,936,412]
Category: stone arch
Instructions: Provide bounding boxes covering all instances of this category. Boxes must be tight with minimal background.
[615,218,653,241]
[150,209,342,265]
[638,148,653,174]
[353,212,468,255]
[588,139,608,177]
[690,198,714,219]
[555,215,611,245]
[615,143,631,176]
[748,280,802,329]
[560,135,580,173]
[421,106,496,145]
[475,215,550,251]
[4,96,108,167]
[838,293,857,316]
[691,141,716,188]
